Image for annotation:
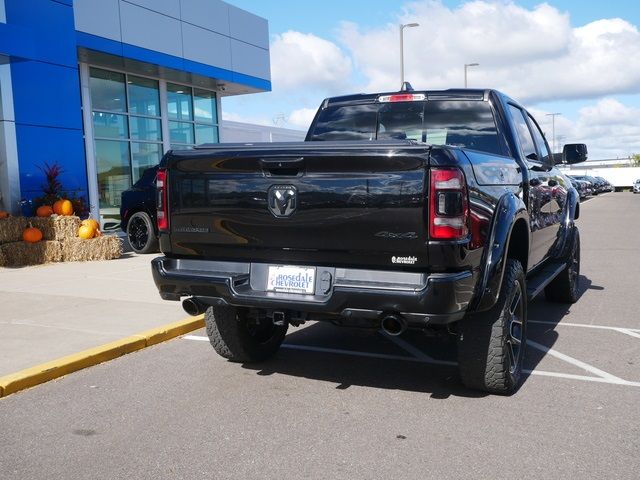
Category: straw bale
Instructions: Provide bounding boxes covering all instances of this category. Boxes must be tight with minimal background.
[0,216,28,244]
[0,240,63,267]
[61,235,123,262]
[0,246,6,267]
[31,215,82,241]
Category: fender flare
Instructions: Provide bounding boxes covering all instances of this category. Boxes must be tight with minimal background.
[470,192,530,312]
[551,187,579,261]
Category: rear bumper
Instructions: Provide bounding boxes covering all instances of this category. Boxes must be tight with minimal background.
[151,257,476,326]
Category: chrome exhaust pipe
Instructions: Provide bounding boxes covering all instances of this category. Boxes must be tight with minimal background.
[182,297,205,316]
[381,314,407,336]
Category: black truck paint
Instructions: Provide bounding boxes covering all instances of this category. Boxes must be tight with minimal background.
[151,88,586,394]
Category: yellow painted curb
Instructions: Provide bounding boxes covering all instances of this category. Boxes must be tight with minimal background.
[0,315,204,398]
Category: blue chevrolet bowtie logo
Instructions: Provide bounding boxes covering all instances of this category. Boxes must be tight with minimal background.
[268,185,297,217]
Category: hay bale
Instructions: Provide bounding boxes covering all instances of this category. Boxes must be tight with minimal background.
[31,215,82,241]
[0,216,28,244]
[0,246,6,267]
[0,240,63,267]
[61,235,123,262]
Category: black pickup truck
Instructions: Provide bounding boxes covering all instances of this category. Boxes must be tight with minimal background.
[151,88,587,395]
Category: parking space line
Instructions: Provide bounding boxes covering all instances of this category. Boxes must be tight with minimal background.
[379,331,457,366]
[617,329,640,339]
[281,344,428,363]
[526,339,625,382]
[529,320,640,334]
[182,335,640,388]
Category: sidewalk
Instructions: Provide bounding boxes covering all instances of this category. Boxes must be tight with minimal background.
[0,249,186,377]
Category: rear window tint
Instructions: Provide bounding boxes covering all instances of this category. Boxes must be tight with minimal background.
[308,100,503,155]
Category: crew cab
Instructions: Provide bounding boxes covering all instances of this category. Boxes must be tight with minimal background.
[151,88,587,395]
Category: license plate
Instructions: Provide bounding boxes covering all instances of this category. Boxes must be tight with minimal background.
[266,266,315,294]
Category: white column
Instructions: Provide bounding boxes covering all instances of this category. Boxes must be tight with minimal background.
[0,61,21,214]
[78,62,100,221]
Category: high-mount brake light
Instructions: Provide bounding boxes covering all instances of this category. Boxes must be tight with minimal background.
[378,93,426,103]
[429,168,469,240]
[156,168,169,231]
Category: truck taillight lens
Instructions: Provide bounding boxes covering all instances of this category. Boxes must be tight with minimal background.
[429,168,469,240]
[156,169,169,232]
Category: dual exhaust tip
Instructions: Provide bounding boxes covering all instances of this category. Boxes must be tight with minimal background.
[182,297,407,336]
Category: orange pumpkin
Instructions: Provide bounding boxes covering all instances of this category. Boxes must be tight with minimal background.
[0,211,9,219]
[23,227,43,243]
[53,199,73,216]
[94,229,102,237]
[36,205,54,217]
[78,224,96,239]
[81,218,100,231]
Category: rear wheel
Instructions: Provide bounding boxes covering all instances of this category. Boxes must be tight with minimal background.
[205,306,288,362]
[457,259,527,395]
[545,228,580,303]
[126,211,158,254]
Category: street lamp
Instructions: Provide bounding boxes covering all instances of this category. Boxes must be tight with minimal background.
[464,63,479,88]
[545,113,561,153]
[400,23,419,89]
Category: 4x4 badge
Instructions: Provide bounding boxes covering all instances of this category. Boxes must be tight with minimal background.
[268,185,297,217]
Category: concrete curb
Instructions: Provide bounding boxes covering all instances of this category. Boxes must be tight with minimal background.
[0,315,204,398]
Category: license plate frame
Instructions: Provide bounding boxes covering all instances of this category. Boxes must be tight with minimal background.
[266,265,316,294]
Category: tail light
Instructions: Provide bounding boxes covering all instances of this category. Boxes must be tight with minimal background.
[156,168,169,231]
[429,168,469,240]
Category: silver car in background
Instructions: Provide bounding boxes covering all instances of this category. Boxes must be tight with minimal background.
[633,179,640,194]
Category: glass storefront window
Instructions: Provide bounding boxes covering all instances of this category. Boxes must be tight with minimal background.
[90,68,126,112]
[167,83,193,121]
[95,139,131,211]
[193,89,217,124]
[87,68,218,228]
[92,112,128,139]
[130,116,161,141]
[169,121,194,145]
[127,76,160,117]
[195,124,217,144]
[131,142,161,183]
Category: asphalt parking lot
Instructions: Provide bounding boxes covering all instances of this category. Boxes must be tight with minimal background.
[1,192,639,480]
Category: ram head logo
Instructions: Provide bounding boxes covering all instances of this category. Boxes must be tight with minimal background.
[267,185,298,217]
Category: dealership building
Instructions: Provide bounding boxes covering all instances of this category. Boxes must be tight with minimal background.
[0,0,272,227]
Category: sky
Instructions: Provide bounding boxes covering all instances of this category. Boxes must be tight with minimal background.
[223,0,640,160]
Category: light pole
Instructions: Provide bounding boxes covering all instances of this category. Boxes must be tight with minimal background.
[464,63,479,88]
[400,23,419,89]
[545,113,561,153]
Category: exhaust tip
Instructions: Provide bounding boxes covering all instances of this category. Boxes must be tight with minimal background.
[182,297,204,316]
[381,314,407,336]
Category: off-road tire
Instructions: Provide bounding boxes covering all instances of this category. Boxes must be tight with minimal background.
[126,211,158,254]
[545,228,580,303]
[457,259,527,395]
[205,306,288,362]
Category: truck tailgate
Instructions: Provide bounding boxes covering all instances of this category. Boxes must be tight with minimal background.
[165,142,431,269]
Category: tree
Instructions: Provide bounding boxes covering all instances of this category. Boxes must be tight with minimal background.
[632,154,640,167]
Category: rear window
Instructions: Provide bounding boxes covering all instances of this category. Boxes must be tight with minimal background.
[308,100,503,155]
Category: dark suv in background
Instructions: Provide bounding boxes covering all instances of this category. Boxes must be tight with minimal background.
[120,165,159,254]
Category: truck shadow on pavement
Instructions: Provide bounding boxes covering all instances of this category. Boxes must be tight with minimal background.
[243,325,486,399]
[523,274,600,381]
[241,274,598,398]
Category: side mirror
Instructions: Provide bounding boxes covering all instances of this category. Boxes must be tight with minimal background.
[552,152,564,165]
[563,144,588,164]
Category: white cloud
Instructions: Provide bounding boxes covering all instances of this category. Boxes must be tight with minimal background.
[270,31,353,92]
[287,108,317,129]
[531,99,640,159]
[339,1,640,103]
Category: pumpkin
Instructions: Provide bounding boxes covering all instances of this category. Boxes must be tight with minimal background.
[53,199,73,216]
[23,227,43,243]
[36,205,54,217]
[81,218,100,231]
[94,229,102,237]
[0,211,9,219]
[78,224,96,239]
